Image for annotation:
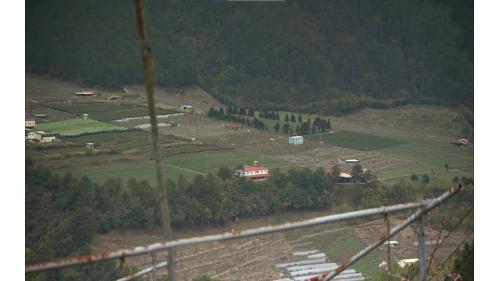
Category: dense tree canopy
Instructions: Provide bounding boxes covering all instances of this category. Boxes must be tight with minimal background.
[27,0,473,113]
[26,158,473,280]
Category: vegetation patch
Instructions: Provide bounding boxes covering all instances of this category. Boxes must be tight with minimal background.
[306,130,406,151]
[376,139,474,183]
[309,227,380,278]
[165,150,289,175]
[36,118,126,136]
[54,150,290,184]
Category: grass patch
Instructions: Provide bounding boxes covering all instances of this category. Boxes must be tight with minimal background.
[165,150,289,174]
[376,139,474,182]
[309,227,381,278]
[62,160,199,184]
[54,150,290,184]
[36,118,126,136]
[305,130,406,151]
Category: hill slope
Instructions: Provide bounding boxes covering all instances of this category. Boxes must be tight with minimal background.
[26,0,473,112]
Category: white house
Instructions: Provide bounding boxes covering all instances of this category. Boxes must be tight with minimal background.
[40,134,56,143]
[235,161,271,180]
[25,118,36,128]
[27,131,56,143]
[27,131,41,141]
[288,135,304,145]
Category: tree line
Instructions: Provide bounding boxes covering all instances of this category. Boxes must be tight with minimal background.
[276,115,332,135]
[208,107,267,130]
[208,106,332,135]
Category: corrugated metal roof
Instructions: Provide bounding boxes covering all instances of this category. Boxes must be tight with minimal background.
[307,253,326,259]
[275,249,365,281]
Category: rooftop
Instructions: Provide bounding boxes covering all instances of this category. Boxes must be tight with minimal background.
[242,166,269,172]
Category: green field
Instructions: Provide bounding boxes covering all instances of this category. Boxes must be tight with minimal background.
[305,130,407,151]
[44,102,179,121]
[54,150,290,184]
[36,118,126,136]
[312,228,380,278]
[377,139,474,183]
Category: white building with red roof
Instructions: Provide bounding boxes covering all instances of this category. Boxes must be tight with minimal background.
[235,161,271,180]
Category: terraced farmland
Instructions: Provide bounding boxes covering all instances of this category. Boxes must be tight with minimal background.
[43,101,179,121]
[35,118,126,136]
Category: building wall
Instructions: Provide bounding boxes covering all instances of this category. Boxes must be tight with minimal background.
[27,132,41,141]
[41,136,55,143]
[25,120,36,127]
[288,136,303,145]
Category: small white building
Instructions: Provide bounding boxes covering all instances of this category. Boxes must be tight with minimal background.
[25,118,36,128]
[288,135,304,145]
[27,131,41,141]
[344,159,360,165]
[180,104,193,110]
[397,258,419,268]
[27,131,57,143]
[40,134,56,143]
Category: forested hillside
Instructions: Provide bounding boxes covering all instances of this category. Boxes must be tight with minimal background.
[26,0,473,112]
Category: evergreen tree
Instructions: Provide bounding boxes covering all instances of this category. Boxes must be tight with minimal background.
[282,123,290,134]
[421,174,430,184]
[274,122,280,132]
